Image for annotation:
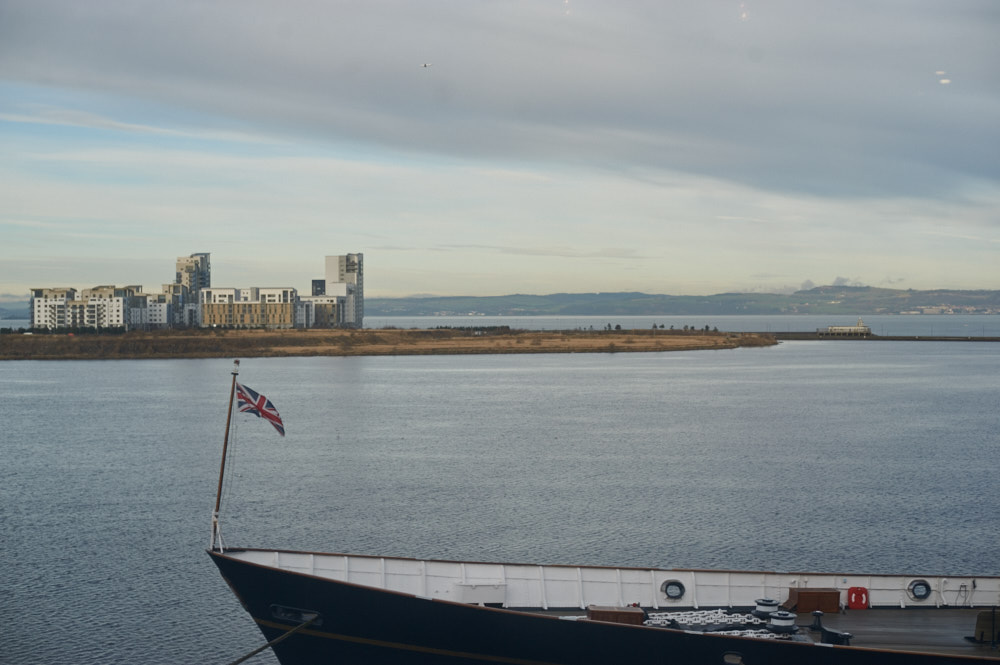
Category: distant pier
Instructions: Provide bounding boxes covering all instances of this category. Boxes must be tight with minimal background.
[771,332,1000,342]
[768,317,1000,341]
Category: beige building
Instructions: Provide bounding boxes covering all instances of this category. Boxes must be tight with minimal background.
[200,287,297,328]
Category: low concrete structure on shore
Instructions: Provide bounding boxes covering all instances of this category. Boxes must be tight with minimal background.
[818,318,871,337]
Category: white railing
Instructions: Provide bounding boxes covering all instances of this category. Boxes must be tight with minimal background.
[231,549,1000,610]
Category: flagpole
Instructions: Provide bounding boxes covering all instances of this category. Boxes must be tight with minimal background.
[212,358,240,551]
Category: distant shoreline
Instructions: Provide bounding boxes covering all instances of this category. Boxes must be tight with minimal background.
[0,328,777,360]
[4,285,1000,323]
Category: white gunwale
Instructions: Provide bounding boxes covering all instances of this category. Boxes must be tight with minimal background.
[222,548,1000,612]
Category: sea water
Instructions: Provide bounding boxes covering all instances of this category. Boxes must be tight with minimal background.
[5,313,1000,336]
[2,340,998,664]
[365,314,1000,336]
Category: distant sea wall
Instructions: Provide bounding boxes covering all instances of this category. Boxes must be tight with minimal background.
[772,332,1000,342]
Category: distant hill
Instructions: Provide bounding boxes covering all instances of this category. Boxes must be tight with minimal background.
[366,287,1000,317]
[5,288,998,321]
[0,301,29,320]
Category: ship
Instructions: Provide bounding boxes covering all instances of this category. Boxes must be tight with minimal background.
[209,361,1000,664]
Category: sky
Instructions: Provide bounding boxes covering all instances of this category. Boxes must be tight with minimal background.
[1,1,998,299]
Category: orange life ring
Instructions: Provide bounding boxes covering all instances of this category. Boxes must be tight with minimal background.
[848,586,868,609]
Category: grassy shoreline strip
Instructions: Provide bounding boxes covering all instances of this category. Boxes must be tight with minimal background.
[0,328,777,360]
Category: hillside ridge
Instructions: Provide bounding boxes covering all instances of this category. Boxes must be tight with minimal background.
[4,286,999,321]
[367,286,1000,317]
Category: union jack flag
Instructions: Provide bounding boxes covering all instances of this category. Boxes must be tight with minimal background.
[235,382,285,436]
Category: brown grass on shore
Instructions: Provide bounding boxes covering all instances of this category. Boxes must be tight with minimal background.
[0,327,777,360]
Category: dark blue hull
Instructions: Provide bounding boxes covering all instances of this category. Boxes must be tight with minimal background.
[209,550,992,664]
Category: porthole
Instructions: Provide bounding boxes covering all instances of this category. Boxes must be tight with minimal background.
[908,579,931,601]
[660,579,685,600]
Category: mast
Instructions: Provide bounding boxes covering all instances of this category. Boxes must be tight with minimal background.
[211,358,240,551]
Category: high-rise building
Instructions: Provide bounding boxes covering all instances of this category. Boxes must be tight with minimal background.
[169,253,211,326]
[324,253,363,328]
[175,253,211,291]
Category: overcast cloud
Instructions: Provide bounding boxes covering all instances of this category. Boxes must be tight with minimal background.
[1,1,997,297]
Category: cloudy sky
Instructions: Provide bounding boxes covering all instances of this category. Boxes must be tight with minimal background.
[1,1,997,299]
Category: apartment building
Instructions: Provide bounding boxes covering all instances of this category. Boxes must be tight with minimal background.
[137,293,171,329]
[30,285,146,330]
[296,295,345,328]
[200,287,297,328]
[30,288,77,329]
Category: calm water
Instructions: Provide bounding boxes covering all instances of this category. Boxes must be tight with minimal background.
[5,313,1000,336]
[2,341,998,664]
[366,314,1000,336]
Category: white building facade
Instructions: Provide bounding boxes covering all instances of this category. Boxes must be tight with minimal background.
[30,288,77,329]
[30,286,143,330]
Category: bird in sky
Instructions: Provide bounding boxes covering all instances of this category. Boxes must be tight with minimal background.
[421,63,433,68]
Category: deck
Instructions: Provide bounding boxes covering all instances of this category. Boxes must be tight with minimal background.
[553,606,1000,658]
[818,608,999,658]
